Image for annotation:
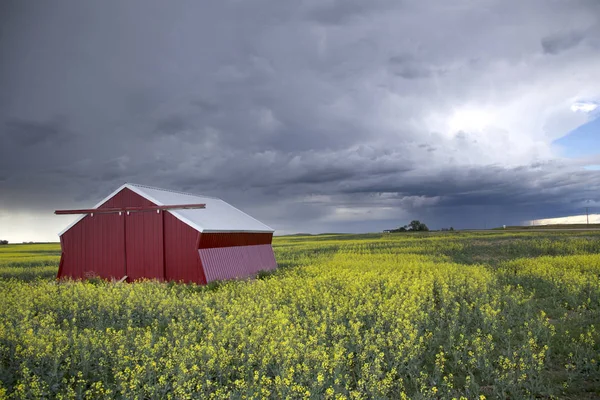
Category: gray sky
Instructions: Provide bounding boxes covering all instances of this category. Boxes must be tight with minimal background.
[1,0,600,241]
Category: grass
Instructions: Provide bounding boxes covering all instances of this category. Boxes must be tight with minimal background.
[0,232,599,399]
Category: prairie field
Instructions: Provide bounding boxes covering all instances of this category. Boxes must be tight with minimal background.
[0,232,599,399]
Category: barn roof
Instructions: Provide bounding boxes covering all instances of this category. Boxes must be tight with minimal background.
[58,183,274,236]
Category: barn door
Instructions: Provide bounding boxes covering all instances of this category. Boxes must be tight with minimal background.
[125,210,164,281]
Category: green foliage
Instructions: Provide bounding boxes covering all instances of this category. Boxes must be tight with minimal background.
[256,269,274,280]
[408,220,429,232]
[387,220,429,233]
[1,233,600,398]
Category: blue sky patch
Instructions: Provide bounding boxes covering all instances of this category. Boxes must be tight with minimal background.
[553,115,600,158]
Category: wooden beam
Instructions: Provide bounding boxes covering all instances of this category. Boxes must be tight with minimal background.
[55,203,206,215]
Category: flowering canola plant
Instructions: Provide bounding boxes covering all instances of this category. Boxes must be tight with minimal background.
[0,232,599,399]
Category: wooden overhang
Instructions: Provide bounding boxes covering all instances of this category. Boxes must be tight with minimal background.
[55,204,206,215]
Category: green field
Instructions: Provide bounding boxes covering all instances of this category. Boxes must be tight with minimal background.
[1,232,599,399]
[0,243,61,281]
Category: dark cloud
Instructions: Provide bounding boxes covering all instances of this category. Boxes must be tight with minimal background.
[1,0,600,241]
[190,99,220,114]
[124,87,166,116]
[541,31,584,55]
[4,116,71,146]
[154,114,192,136]
[307,0,392,25]
[389,55,434,80]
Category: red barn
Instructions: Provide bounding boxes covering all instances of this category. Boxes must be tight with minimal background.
[56,183,277,284]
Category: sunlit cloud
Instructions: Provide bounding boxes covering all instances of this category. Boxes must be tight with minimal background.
[570,101,598,113]
[529,213,600,226]
[448,108,495,134]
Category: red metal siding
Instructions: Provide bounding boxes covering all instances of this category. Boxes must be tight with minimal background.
[58,188,159,281]
[198,232,273,248]
[199,244,277,282]
[163,211,205,284]
[100,187,155,209]
[197,232,276,283]
[125,210,164,281]
[58,213,126,280]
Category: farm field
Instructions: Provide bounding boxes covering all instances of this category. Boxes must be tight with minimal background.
[1,232,599,399]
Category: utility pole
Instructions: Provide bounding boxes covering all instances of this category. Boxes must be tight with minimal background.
[586,207,589,225]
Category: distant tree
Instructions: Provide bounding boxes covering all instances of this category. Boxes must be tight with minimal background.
[384,221,429,233]
[0,240,8,245]
[409,220,429,232]
[408,220,420,231]
[449,227,454,231]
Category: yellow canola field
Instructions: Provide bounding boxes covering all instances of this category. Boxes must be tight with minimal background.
[0,232,599,399]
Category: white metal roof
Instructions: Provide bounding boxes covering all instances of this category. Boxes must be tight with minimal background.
[58,183,274,236]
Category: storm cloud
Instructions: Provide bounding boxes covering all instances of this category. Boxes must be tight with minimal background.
[1,0,600,241]
[541,31,585,55]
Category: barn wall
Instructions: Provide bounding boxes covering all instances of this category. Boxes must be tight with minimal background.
[197,232,276,283]
[198,232,273,248]
[163,211,205,284]
[199,244,277,283]
[125,210,164,281]
[58,213,126,280]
